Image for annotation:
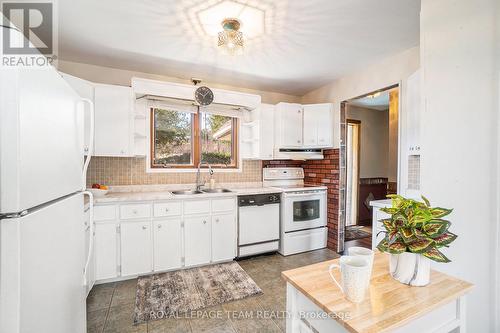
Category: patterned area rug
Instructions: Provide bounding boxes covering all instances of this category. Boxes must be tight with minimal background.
[133,261,262,324]
[345,226,372,241]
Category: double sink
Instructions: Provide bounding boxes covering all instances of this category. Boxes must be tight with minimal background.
[171,188,233,195]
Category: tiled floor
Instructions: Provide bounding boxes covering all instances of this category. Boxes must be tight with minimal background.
[87,248,339,333]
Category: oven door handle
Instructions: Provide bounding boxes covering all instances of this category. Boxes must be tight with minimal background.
[283,192,325,198]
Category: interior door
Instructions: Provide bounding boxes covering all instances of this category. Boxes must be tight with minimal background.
[212,214,236,262]
[120,221,153,276]
[0,193,86,333]
[184,216,211,266]
[0,64,83,214]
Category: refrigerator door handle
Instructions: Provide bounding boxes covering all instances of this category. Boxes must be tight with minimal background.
[80,98,94,190]
[82,190,94,287]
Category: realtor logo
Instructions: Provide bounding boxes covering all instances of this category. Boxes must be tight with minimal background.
[2,2,53,54]
[1,1,57,67]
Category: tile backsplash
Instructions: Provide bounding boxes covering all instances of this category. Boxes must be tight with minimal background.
[86,157,262,186]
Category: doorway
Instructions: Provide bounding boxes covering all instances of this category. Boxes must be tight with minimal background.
[339,85,400,252]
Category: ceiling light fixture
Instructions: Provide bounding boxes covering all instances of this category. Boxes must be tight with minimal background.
[218,18,244,55]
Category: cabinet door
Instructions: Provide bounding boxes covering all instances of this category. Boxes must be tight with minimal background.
[303,105,318,146]
[94,84,133,156]
[153,219,182,271]
[120,221,152,276]
[314,104,333,147]
[184,216,211,267]
[259,104,275,159]
[94,223,118,280]
[212,214,236,262]
[60,72,95,155]
[279,103,303,147]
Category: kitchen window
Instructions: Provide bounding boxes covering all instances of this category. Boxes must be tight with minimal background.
[151,107,238,169]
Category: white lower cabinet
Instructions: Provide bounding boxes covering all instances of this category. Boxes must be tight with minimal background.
[153,219,182,271]
[94,197,237,282]
[95,223,118,280]
[120,220,153,276]
[212,214,236,262]
[184,215,211,267]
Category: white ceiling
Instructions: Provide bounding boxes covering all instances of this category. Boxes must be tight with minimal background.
[349,90,390,110]
[58,0,420,96]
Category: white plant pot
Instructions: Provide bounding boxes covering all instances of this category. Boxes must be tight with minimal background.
[389,252,430,286]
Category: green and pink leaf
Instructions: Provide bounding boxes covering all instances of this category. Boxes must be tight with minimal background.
[422,247,451,263]
[407,238,434,253]
[432,232,458,246]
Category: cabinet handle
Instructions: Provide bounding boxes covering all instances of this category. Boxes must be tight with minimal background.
[297,110,301,113]
[215,218,219,223]
[297,140,301,144]
[142,226,147,230]
[157,225,162,229]
[203,220,207,224]
[133,209,138,214]
[120,150,125,154]
[84,147,89,152]
[165,208,169,212]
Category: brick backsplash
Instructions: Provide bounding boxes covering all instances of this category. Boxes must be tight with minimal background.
[86,157,262,186]
[262,149,340,251]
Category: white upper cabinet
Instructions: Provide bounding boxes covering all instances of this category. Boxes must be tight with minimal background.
[303,103,333,148]
[405,70,421,154]
[258,104,275,159]
[61,73,135,157]
[94,84,134,157]
[60,73,95,155]
[275,102,333,150]
[240,103,275,160]
[275,103,303,148]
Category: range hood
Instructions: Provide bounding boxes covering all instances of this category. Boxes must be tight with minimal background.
[274,148,324,160]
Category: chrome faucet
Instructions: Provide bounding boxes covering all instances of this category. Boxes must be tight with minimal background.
[195,162,212,191]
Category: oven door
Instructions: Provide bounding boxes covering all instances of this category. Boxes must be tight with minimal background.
[282,191,327,232]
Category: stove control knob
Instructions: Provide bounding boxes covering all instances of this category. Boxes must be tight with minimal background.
[269,195,278,202]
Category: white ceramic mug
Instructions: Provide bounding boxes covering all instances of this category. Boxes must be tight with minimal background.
[347,246,375,274]
[329,256,371,303]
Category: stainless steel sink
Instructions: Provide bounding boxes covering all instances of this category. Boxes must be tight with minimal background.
[171,189,204,195]
[201,188,233,193]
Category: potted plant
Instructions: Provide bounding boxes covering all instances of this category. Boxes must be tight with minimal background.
[377,194,457,286]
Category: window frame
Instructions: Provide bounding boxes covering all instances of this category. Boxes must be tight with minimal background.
[149,107,239,170]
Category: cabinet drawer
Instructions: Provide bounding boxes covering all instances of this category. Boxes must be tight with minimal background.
[211,198,235,213]
[120,203,151,220]
[94,205,116,221]
[183,200,210,215]
[153,202,182,217]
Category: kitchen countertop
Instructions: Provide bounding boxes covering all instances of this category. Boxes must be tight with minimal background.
[282,252,473,333]
[89,183,283,204]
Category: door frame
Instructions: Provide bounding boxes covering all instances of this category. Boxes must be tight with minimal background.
[346,119,361,227]
[339,83,401,253]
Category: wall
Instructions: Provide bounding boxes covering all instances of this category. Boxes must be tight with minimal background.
[58,60,302,185]
[301,46,419,149]
[346,105,389,179]
[420,0,497,331]
[58,60,301,105]
[86,158,261,187]
[262,149,340,251]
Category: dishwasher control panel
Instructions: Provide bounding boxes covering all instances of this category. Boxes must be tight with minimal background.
[238,193,281,206]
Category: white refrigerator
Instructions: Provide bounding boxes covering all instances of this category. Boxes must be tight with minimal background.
[0,23,88,333]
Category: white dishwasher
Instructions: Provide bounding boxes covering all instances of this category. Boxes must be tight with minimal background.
[237,193,281,258]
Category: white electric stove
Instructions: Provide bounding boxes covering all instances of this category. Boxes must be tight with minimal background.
[263,168,328,255]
